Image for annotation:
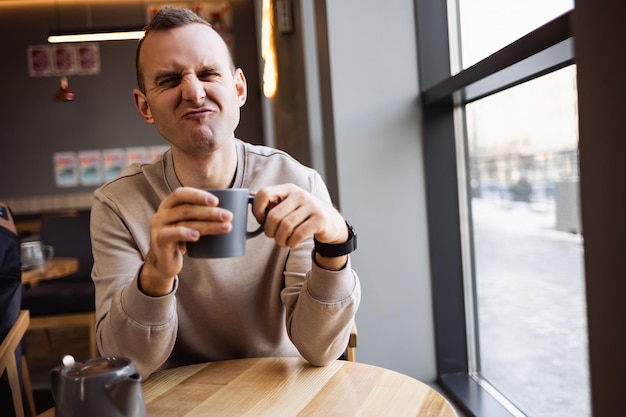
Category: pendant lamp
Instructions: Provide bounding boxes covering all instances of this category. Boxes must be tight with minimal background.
[54,76,75,101]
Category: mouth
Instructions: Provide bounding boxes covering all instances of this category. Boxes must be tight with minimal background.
[182,108,214,120]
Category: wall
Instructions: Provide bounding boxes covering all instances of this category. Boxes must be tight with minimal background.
[318,0,436,380]
[574,0,626,413]
[0,0,262,212]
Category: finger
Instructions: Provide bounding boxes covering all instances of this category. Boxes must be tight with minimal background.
[155,222,198,248]
[156,194,233,239]
[160,187,218,210]
[180,217,233,237]
[252,184,296,221]
[278,212,318,248]
[175,205,233,226]
[262,196,300,238]
[267,198,321,248]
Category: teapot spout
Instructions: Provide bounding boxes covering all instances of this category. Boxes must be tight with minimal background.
[107,372,146,417]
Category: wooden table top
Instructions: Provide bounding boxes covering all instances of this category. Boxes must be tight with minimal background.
[21,257,78,287]
[39,357,457,417]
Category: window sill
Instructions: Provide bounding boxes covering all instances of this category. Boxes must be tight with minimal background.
[438,373,520,417]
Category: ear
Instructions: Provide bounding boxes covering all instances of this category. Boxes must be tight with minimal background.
[234,68,247,107]
[133,88,154,124]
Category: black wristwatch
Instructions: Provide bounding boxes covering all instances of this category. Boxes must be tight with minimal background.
[314,221,357,257]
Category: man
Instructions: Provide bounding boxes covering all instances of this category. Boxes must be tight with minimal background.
[91,7,360,378]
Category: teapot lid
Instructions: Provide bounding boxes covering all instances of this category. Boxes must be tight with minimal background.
[66,357,131,377]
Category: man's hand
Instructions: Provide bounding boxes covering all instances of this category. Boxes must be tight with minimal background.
[139,187,234,296]
[252,184,349,271]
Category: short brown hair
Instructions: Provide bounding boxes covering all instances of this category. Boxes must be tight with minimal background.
[135,7,234,93]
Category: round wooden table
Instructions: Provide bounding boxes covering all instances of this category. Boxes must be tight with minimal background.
[21,257,78,287]
[39,357,457,416]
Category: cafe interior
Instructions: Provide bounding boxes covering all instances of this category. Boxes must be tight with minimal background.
[0,0,624,416]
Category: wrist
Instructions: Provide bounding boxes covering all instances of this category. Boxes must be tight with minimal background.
[314,220,357,258]
[313,251,348,271]
[138,263,175,297]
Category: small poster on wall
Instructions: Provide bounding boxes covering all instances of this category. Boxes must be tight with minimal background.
[76,43,101,74]
[78,150,103,186]
[52,45,77,75]
[103,148,126,181]
[27,45,52,77]
[53,152,79,187]
[126,147,149,166]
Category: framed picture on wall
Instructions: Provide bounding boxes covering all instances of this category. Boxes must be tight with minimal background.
[103,148,125,181]
[27,45,52,77]
[76,43,100,75]
[78,150,103,186]
[126,147,149,166]
[53,152,79,187]
[52,45,77,75]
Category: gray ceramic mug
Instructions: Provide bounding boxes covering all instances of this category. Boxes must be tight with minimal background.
[186,188,264,258]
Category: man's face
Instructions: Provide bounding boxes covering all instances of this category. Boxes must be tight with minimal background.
[133,23,246,154]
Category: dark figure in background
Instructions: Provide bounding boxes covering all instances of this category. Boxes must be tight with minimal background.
[0,202,25,416]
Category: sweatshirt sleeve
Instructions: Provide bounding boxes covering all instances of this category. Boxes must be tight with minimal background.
[281,252,361,366]
[280,172,361,366]
[90,191,178,378]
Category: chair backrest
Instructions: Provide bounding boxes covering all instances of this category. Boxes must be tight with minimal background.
[40,210,93,280]
[0,202,21,342]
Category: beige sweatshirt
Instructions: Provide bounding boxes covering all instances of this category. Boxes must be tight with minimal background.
[90,139,360,378]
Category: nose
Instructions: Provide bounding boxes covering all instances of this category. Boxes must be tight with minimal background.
[181,75,206,105]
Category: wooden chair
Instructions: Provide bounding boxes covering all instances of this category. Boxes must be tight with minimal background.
[0,310,36,417]
[338,321,358,362]
[21,210,97,359]
[346,322,358,362]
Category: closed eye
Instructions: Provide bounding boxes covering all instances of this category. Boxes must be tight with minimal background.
[197,69,220,82]
[155,74,182,88]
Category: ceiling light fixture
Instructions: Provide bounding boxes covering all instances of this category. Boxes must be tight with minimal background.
[48,28,144,43]
[48,0,144,44]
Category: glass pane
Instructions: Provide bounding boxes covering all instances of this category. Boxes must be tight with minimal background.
[466,66,590,417]
[457,0,574,69]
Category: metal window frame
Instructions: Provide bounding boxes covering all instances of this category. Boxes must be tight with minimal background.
[415,3,575,416]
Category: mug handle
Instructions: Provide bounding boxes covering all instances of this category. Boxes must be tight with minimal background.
[247,195,265,238]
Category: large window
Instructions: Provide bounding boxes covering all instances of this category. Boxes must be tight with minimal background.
[460,3,588,414]
[466,66,588,417]
[414,0,602,416]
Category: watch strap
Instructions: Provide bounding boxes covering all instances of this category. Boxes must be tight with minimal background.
[314,221,357,257]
